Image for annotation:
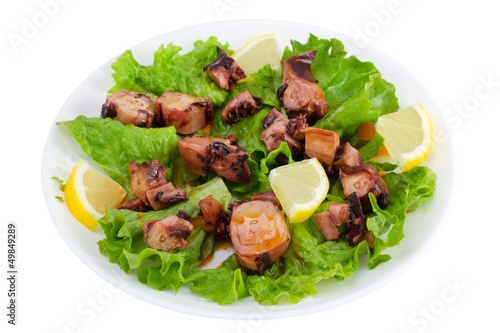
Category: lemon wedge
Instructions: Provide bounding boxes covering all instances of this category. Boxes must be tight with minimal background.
[64,160,127,231]
[269,158,329,223]
[232,33,281,74]
[375,103,433,172]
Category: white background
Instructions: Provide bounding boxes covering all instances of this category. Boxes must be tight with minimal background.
[1,0,498,332]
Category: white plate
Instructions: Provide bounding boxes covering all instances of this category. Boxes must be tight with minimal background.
[41,20,452,319]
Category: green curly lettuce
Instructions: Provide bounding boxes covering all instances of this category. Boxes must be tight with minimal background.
[57,116,181,195]
[109,37,230,106]
[98,178,232,291]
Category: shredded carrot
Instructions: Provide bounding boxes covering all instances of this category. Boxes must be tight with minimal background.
[217,239,233,250]
[198,254,214,267]
[359,122,390,157]
[377,145,390,157]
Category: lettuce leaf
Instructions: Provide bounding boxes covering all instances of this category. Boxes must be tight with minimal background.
[186,254,249,305]
[357,133,385,160]
[283,34,399,137]
[98,178,232,291]
[109,37,230,105]
[58,116,180,195]
[367,166,437,262]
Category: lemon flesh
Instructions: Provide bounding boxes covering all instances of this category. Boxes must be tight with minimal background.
[269,158,329,223]
[375,103,433,171]
[232,33,281,74]
[64,160,127,231]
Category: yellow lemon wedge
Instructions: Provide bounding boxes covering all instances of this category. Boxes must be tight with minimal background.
[232,33,281,75]
[269,158,329,223]
[375,103,433,172]
[64,160,127,231]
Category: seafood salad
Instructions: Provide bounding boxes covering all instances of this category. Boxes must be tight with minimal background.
[57,34,436,305]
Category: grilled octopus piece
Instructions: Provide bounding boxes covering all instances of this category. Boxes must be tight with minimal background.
[329,202,350,223]
[277,51,329,123]
[287,114,308,140]
[143,216,193,252]
[119,197,151,212]
[229,200,290,274]
[177,135,251,183]
[314,212,342,241]
[198,195,226,233]
[302,127,340,174]
[146,183,188,211]
[155,91,212,134]
[221,91,263,124]
[204,46,247,91]
[261,108,302,163]
[333,142,364,173]
[129,160,167,206]
[339,163,390,213]
[251,191,282,210]
[314,202,349,241]
[101,90,156,128]
[345,193,369,246]
[214,213,231,241]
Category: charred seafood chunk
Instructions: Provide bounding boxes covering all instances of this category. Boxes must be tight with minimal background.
[261,108,302,161]
[229,200,290,274]
[287,114,308,140]
[339,163,390,213]
[198,195,226,233]
[345,193,369,246]
[119,198,150,212]
[302,127,340,174]
[204,46,247,91]
[143,216,193,252]
[127,160,187,210]
[146,183,188,211]
[101,90,156,128]
[221,91,263,124]
[333,142,364,173]
[129,160,168,205]
[314,202,349,241]
[155,91,212,134]
[177,135,251,183]
[277,51,329,122]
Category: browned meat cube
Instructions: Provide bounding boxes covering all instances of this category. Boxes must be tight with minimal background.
[119,198,151,212]
[177,135,251,183]
[143,216,193,252]
[333,142,364,173]
[145,183,187,211]
[155,91,212,135]
[102,90,156,128]
[198,195,226,232]
[128,160,167,206]
[277,51,329,122]
[221,91,263,124]
[203,46,247,91]
[261,108,302,161]
[302,127,340,174]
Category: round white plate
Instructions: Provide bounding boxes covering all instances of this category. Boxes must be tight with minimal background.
[42,20,452,319]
